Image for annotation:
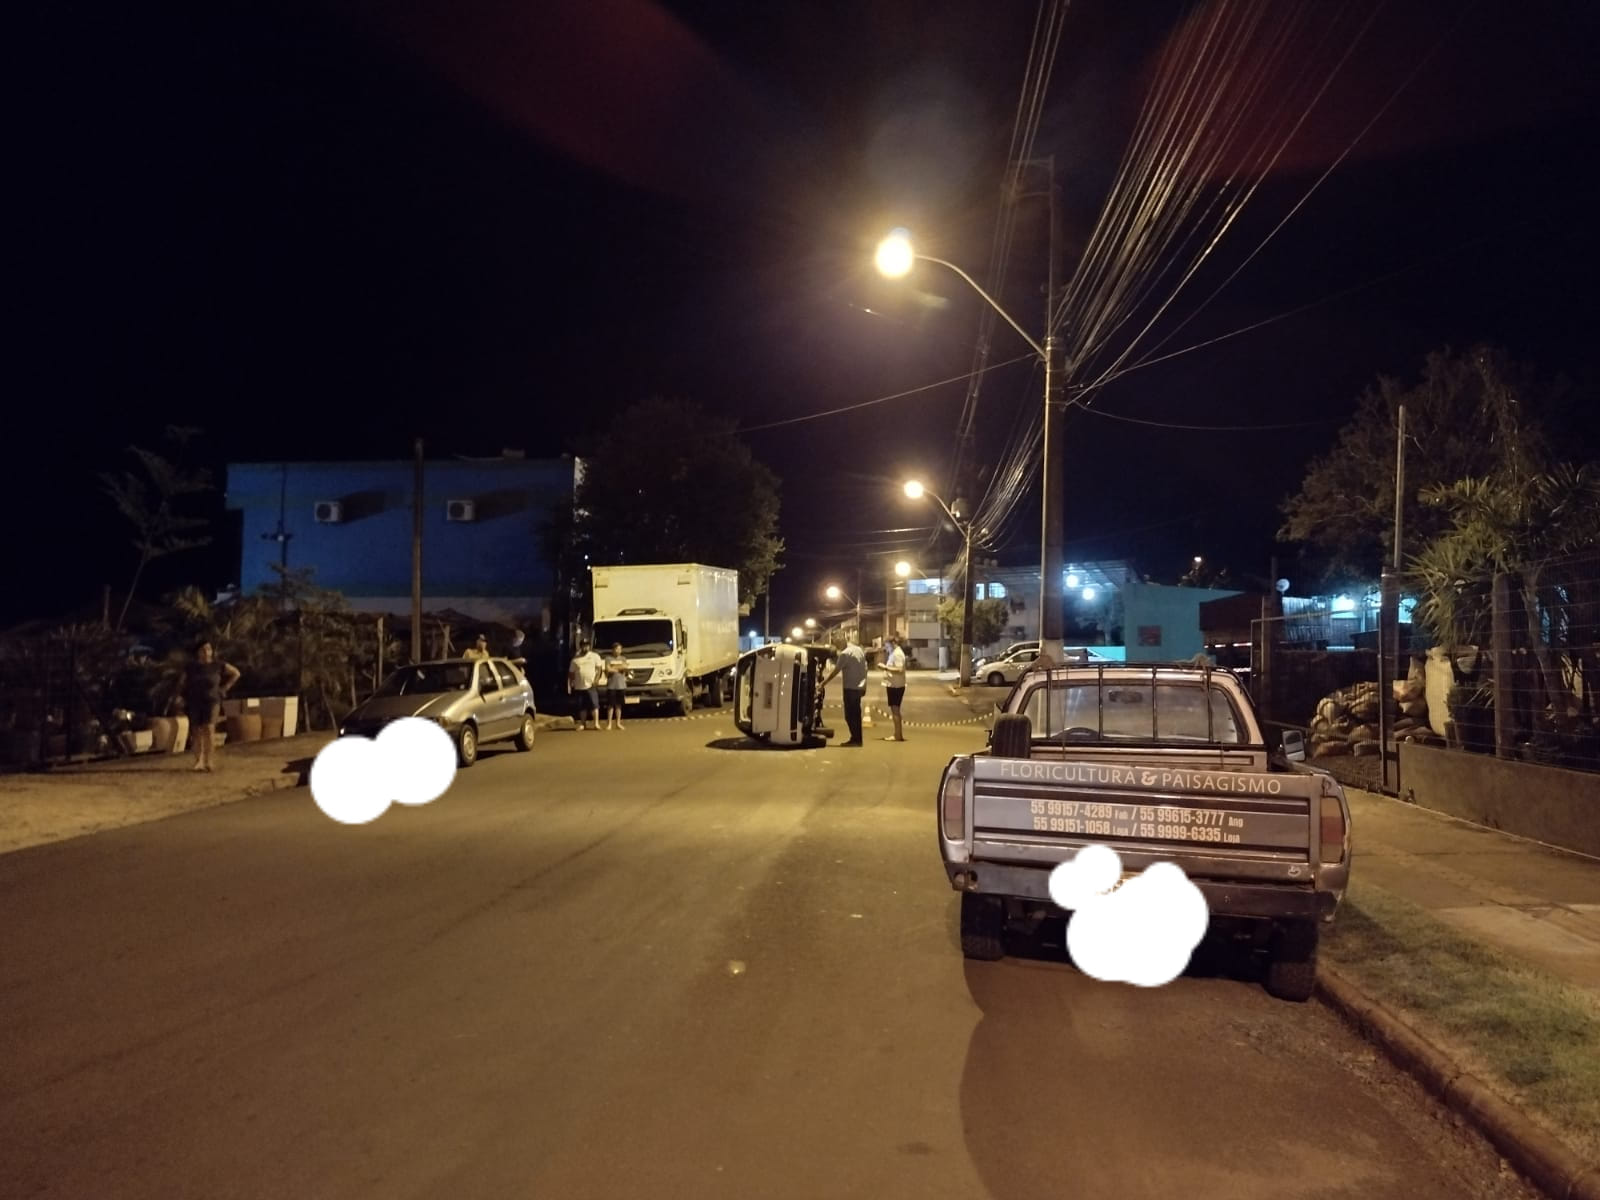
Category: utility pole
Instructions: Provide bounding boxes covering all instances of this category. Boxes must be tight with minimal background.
[958,504,975,687]
[411,438,424,663]
[1039,155,1066,662]
[1379,406,1406,793]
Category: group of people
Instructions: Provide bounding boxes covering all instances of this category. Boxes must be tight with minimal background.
[567,641,631,731]
[820,631,908,746]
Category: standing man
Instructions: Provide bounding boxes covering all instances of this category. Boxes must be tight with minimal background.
[820,633,868,747]
[567,640,604,731]
[881,631,908,742]
[464,634,491,661]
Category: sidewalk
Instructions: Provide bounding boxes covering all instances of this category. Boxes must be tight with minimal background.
[0,715,581,857]
[1322,786,1600,1197]
[0,732,335,856]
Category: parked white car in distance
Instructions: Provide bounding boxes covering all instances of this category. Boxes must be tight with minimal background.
[977,645,1110,686]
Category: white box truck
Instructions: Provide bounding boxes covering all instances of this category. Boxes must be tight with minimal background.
[590,564,741,715]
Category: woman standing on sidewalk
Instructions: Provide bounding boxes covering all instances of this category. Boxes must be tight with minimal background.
[184,640,240,772]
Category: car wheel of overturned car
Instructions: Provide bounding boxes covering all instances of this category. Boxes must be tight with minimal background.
[987,671,1006,688]
[456,723,478,768]
[1264,920,1319,1002]
[990,712,1033,759]
[960,892,1006,961]
[513,713,536,752]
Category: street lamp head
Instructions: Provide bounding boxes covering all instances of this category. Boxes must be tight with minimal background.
[804,617,817,628]
[895,561,911,578]
[875,229,916,279]
[791,627,804,640]
[825,585,843,600]
[903,479,925,499]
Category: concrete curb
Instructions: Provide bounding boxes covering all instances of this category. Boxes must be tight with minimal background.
[1318,961,1600,1200]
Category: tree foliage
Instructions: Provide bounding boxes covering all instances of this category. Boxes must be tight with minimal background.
[1409,462,1600,729]
[147,567,400,729]
[100,426,214,632]
[937,597,1011,648]
[570,397,784,604]
[1278,347,1564,583]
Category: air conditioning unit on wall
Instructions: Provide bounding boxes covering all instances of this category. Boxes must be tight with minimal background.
[445,499,476,522]
[313,501,344,524]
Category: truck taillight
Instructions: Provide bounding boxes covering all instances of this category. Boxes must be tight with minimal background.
[941,767,965,841]
[1319,793,1346,864]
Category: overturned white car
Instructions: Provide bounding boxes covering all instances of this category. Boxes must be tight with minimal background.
[733,643,837,748]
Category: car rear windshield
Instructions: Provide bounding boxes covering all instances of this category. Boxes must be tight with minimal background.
[1019,680,1246,744]
[375,662,475,697]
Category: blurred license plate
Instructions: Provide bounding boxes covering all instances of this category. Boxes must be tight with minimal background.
[625,696,640,705]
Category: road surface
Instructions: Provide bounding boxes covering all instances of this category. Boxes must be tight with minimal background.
[0,675,1537,1199]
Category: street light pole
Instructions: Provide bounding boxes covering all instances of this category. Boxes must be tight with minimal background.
[1039,157,1065,662]
[904,480,975,687]
[878,208,1066,663]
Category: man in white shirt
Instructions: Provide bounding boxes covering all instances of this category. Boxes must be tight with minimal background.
[881,632,908,742]
[568,641,604,731]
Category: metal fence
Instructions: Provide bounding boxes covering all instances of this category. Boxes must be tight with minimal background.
[1471,550,1600,773]
[0,609,571,770]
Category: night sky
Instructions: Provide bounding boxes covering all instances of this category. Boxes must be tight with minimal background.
[13,0,1600,632]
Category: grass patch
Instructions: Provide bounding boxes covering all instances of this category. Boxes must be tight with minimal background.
[1324,879,1600,1162]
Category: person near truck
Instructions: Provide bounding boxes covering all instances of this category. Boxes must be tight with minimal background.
[881,632,907,742]
[820,634,867,746]
[603,643,629,730]
[568,641,604,731]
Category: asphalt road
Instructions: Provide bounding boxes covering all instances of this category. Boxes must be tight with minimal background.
[0,675,1538,1199]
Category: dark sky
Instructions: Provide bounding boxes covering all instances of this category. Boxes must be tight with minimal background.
[12,0,1600,631]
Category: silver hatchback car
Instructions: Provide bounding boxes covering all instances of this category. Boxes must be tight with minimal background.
[339,657,538,767]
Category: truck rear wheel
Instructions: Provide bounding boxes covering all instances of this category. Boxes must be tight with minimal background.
[991,713,1032,759]
[960,893,1005,961]
[1265,920,1319,1002]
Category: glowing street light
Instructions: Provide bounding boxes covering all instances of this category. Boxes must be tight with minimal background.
[804,617,817,629]
[874,229,916,279]
[791,626,805,640]
[895,561,911,578]
[880,222,1065,661]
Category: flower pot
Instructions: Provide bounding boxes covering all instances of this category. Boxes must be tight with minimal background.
[148,717,176,753]
[225,713,263,744]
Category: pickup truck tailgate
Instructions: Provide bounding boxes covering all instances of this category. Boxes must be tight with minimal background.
[965,756,1328,884]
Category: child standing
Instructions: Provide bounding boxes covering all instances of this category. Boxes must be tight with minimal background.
[603,643,630,729]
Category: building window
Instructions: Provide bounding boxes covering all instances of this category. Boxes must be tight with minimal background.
[988,582,1007,599]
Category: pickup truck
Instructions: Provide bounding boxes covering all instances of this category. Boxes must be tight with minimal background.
[937,661,1351,1000]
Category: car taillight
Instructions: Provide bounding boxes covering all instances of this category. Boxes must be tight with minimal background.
[1319,793,1346,864]
[941,766,966,842]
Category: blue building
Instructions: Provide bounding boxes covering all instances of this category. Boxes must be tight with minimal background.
[224,454,578,626]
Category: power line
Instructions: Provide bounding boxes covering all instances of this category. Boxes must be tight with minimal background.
[1065,399,1339,432]
[732,353,1033,435]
